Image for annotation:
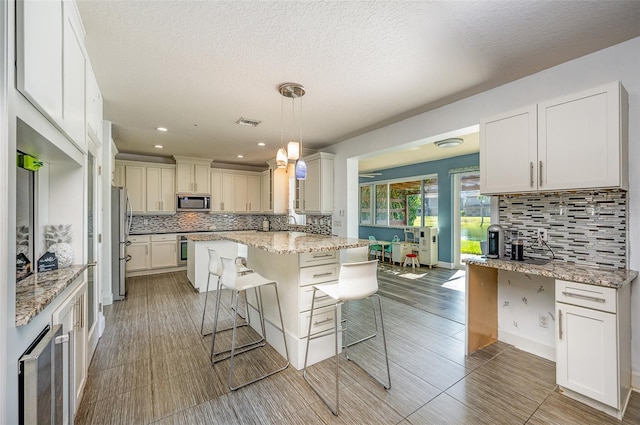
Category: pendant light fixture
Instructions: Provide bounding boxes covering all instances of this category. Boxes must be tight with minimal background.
[277,83,307,179]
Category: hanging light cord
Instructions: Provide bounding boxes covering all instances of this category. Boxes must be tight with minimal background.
[299,91,303,158]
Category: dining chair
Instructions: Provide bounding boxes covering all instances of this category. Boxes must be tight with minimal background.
[303,259,391,415]
[368,236,382,260]
[210,255,289,390]
[200,248,253,337]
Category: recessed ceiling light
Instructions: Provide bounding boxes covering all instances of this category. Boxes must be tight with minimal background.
[154,144,163,149]
[434,138,463,148]
[236,117,262,127]
[237,155,244,158]
[156,127,168,132]
[257,142,266,147]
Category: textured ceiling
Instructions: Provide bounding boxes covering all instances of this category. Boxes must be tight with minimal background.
[77,1,640,170]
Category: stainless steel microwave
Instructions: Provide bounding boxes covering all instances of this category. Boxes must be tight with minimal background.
[176,195,210,211]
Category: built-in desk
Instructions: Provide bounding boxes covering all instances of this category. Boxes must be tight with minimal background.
[464,256,637,419]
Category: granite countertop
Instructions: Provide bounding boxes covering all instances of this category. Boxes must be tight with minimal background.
[129,229,219,235]
[16,264,88,327]
[464,256,637,288]
[187,231,370,254]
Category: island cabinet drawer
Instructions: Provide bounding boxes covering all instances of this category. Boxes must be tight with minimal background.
[128,235,150,243]
[299,263,340,287]
[556,280,617,313]
[151,234,176,242]
[299,283,337,312]
[300,305,337,336]
[299,251,337,267]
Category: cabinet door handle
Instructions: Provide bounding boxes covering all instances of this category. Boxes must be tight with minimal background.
[313,254,332,259]
[539,161,543,187]
[221,202,224,211]
[313,272,333,278]
[195,182,198,192]
[313,317,332,326]
[558,309,563,340]
[529,162,534,187]
[561,291,606,303]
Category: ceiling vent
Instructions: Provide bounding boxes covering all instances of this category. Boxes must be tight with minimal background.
[236,117,262,127]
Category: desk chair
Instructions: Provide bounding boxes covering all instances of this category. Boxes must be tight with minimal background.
[303,260,391,415]
[211,255,289,390]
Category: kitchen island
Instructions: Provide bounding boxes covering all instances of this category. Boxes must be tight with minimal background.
[187,231,370,369]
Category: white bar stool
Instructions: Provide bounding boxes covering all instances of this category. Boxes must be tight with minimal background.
[200,248,253,337]
[403,252,419,269]
[211,255,289,390]
[303,259,391,415]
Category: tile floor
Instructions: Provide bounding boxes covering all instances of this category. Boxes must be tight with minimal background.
[75,270,640,424]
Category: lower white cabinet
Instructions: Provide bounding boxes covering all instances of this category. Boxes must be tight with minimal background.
[52,275,87,421]
[151,234,178,268]
[126,235,150,272]
[555,279,631,418]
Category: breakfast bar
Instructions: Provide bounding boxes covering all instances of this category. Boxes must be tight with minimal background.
[187,231,370,369]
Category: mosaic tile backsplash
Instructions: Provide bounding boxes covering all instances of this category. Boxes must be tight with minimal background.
[130,213,333,236]
[499,190,626,269]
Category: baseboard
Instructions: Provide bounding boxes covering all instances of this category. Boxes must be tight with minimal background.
[127,266,187,277]
[498,328,556,361]
[438,261,454,269]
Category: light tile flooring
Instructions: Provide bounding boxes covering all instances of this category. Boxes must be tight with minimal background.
[76,270,640,424]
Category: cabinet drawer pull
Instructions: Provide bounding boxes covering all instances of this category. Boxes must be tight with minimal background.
[529,162,534,187]
[313,254,332,259]
[315,294,330,300]
[313,272,333,278]
[313,317,332,326]
[561,291,606,303]
[558,309,563,340]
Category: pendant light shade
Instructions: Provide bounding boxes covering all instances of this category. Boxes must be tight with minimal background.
[276,148,288,168]
[295,158,307,180]
[287,141,299,160]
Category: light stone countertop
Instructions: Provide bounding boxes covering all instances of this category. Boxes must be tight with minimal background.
[464,256,637,288]
[187,231,370,254]
[16,264,88,327]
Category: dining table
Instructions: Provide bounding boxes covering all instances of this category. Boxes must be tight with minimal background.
[370,240,392,263]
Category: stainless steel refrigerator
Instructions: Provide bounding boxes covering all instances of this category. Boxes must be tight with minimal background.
[111,186,132,301]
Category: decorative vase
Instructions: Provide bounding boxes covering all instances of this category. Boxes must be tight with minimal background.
[48,242,74,268]
[44,224,74,268]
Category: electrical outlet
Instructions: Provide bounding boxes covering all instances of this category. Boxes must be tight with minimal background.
[539,314,549,328]
[537,228,548,245]
[143,218,149,225]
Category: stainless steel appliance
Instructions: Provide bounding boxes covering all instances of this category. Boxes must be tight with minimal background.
[178,235,188,266]
[487,224,504,258]
[111,187,132,301]
[176,195,210,211]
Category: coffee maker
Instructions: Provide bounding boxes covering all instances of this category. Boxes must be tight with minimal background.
[486,224,504,258]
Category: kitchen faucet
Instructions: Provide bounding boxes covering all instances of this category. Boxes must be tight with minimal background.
[288,215,297,225]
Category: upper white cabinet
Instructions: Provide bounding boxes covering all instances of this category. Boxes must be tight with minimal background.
[233,174,261,212]
[62,0,86,148]
[146,166,176,214]
[16,0,89,150]
[17,0,63,126]
[124,164,146,214]
[211,169,262,213]
[86,63,103,143]
[297,153,335,214]
[262,161,289,214]
[480,82,628,194]
[174,156,211,194]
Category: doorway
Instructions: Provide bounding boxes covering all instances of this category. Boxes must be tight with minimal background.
[453,172,488,268]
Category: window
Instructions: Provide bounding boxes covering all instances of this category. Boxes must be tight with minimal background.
[361,174,438,227]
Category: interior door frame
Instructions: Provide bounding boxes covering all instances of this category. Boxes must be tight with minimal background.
[86,134,102,359]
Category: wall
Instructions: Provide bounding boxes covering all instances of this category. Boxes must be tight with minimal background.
[358,153,478,264]
[328,37,640,385]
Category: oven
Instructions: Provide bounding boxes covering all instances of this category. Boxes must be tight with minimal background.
[178,235,188,266]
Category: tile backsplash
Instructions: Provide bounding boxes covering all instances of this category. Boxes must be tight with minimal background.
[130,213,333,235]
[499,190,626,269]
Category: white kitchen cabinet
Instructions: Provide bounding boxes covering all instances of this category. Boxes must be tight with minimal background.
[480,82,628,194]
[211,169,261,213]
[555,280,631,419]
[175,157,212,194]
[233,174,261,212]
[538,82,628,191]
[151,234,178,268]
[297,152,334,214]
[126,235,150,272]
[124,165,146,214]
[61,1,86,148]
[261,161,289,214]
[210,170,235,212]
[113,164,125,187]
[52,275,87,418]
[146,166,176,214]
[222,173,234,212]
[16,0,64,126]
[86,62,103,143]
